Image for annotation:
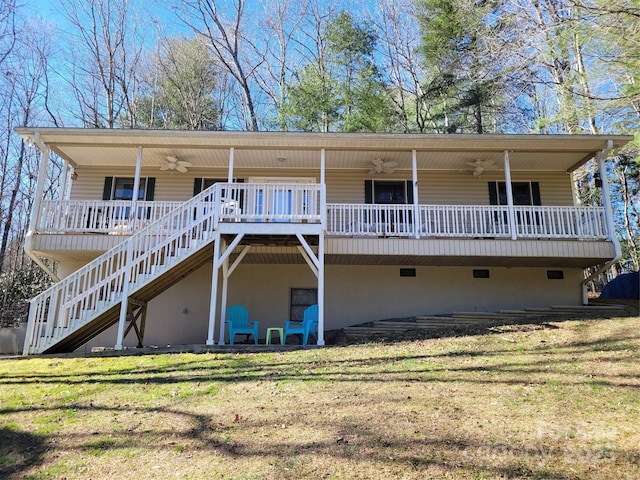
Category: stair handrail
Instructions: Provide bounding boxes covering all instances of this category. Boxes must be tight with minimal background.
[24,183,221,354]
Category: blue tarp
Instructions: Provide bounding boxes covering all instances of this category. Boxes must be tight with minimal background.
[600,272,640,300]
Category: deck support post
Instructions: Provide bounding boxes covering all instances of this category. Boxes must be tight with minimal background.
[219,239,229,344]
[296,233,325,346]
[317,231,325,346]
[123,298,147,348]
[115,240,134,350]
[206,232,222,345]
[206,234,246,345]
[503,151,517,240]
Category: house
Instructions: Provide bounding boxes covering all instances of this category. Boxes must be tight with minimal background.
[14,128,633,354]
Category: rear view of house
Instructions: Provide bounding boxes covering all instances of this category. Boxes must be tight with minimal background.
[14,128,632,354]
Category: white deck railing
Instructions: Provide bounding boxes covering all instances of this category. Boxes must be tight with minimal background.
[38,183,323,233]
[326,203,416,236]
[214,182,322,224]
[38,200,182,233]
[513,206,608,239]
[36,195,608,241]
[327,204,608,240]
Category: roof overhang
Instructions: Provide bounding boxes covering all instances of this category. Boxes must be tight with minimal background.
[13,128,633,173]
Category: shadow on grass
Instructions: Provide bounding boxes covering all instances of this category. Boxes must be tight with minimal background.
[0,317,638,478]
[0,403,633,479]
[0,426,47,479]
[1,318,639,393]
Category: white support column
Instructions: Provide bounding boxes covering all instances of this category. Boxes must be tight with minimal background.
[570,171,581,206]
[503,151,517,240]
[412,150,420,238]
[130,147,143,230]
[24,138,59,281]
[60,160,69,201]
[219,239,230,345]
[597,148,617,245]
[212,234,245,345]
[206,232,222,345]
[320,149,327,226]
[28,135,49,235]
[115,240,134,350]
[227,147,235,183]
[317,231,325,346]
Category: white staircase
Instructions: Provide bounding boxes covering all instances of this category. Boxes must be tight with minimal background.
[24,185,221,354]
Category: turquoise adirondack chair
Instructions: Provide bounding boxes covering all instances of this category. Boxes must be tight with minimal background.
[284,304,318,345]
[226,305,259,345]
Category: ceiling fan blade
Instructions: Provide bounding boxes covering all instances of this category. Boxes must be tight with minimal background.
[384,161,398,168]
[372,158,384,167]
[176,165,188,173]
[160,165,170,171]
[368,167,379,175]
[178,161,192,167]
[382,167,395,174]
[473,167,484,176]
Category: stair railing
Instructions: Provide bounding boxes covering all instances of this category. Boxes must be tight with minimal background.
[24,184,221,355]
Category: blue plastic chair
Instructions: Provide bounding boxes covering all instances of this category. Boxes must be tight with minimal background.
[284,304,318,345]
[226,305,259,345]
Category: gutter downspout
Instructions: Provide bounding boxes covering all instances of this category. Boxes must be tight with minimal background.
[581,140,619,304]
[24,132,59,282]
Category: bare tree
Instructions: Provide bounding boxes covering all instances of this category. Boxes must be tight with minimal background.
[0,0,17,68]
[58,0,145,128]
[253,0,308,130]
[180,0,260,131]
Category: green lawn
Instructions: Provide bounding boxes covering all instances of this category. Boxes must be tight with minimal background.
[1,316,639,479]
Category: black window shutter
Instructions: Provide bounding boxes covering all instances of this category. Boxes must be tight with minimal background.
[406,181,414,204]
[145,178,155,201]
[364,180,373,204]
[531,182,541,205]
[193,178,203,196]
[102,177,113,200]
[488,182,498,205]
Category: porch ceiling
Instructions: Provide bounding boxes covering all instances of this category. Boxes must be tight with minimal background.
[15,128,633,173]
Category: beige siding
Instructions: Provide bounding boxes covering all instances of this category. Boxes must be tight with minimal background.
[80,262,585,351]
[71,166,574,206]
[422,171,574,205]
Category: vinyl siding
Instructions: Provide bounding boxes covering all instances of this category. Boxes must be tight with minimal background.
[80,262,585,350]
[71,167,574,206]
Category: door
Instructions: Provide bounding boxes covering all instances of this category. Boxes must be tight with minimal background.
[249,177,315,222]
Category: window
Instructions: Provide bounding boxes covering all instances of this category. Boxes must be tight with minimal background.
[547,270,564,280]
[290,288,318,322]
[102,177,154,201]
[193,178,236,195]
[400,268,416,277]
[473,269,490,278]
[488,181,541,206]
[365,180,414,204]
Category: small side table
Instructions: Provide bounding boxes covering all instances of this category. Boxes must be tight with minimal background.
[266,327,284,345]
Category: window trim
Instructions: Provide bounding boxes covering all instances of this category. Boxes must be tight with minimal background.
[488,181,541,206]
[102,176,154,201]
[365,179,414,205]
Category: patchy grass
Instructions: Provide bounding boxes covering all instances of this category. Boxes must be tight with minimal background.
[1,316,639,479]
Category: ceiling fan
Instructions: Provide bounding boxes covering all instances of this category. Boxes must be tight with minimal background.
[369,158,398,174]
[465,159,499,177]
[161,155,192,173]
